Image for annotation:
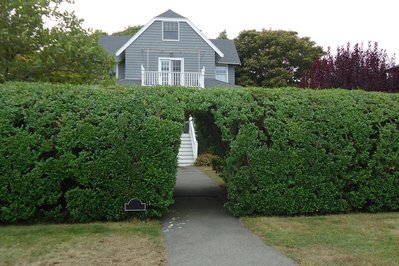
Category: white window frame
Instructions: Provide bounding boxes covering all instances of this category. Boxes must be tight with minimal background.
[162,21,180,41]
[158,57,185,85]
[215,65,228,83]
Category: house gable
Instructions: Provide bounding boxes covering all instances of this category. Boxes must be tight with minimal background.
[124,20,218,80]
[115,10,224,58]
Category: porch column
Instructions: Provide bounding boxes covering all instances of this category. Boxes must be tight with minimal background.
[141,65,145,86]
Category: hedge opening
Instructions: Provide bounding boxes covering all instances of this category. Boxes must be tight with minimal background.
[1,82,398,223]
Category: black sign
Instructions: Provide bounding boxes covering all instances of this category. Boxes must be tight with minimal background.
[124,199,146,212]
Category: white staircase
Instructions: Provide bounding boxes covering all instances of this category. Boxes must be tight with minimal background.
[178,133,195,167]
[178,116,198,167]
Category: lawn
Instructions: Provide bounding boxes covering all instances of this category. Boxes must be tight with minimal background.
[241,212,399,265]
[0,220,165,266]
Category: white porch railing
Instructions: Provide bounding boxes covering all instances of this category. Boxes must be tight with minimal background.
[188,115,198,160]
[141,65,205,88]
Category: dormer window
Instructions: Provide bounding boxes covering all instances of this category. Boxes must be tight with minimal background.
[163,21,179,41]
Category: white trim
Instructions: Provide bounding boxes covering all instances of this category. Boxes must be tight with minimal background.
[162,21,180,41]
[116,18,156,56]
[216,61,241,65]
[115,16,224,58]
[115,64,119,79]
[158,57,185,72]
[185,19,223,57]
[158,57,185,85]
[158,17,187,22]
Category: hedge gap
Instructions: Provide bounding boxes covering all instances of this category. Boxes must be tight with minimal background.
[1,82,398,223]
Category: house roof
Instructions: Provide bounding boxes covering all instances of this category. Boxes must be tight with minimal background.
[99,35,131,56]
[114,10,224,58]
[211,39,241,65]
[155,9,186,19]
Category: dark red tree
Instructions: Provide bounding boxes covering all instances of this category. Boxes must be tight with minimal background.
[300,42,399,92]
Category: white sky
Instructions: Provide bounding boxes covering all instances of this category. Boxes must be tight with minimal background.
[64,0,398,57]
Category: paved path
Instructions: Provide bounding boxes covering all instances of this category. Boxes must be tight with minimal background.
[162,166,296,266]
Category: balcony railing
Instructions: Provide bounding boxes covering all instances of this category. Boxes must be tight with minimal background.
[141,65,205,88]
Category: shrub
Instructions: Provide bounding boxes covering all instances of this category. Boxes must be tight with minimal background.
[211,156,224,174]
[194,153,217,167]
[301,42,399,92]
[225,88,399,216]
[0,82,183,223]
[1,83,398,222]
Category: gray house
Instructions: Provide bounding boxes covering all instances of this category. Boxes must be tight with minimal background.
[100,10,240,88]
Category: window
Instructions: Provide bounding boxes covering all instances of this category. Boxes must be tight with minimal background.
[215,66,228,83]
[163,21,179,41]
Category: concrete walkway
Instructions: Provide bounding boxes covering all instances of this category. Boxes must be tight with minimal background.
[162,166,296,266]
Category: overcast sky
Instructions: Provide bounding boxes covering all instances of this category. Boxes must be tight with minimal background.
[64,0,398,57]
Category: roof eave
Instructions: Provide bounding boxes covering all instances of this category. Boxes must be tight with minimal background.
[115,18,156,57]
[216,61,241,65]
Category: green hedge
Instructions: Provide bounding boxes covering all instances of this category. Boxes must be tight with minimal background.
[224,88,399,216]
[0,83,183,223]
[1,83,398,222]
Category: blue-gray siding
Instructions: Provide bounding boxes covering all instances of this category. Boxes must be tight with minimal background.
[228,65,235,85]
[118,60,125,79]
[124,21,216,80]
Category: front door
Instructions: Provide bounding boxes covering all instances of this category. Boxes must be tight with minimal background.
[159,58,183,86]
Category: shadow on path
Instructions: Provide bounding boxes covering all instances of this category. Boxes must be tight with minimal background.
[162,166,296,266]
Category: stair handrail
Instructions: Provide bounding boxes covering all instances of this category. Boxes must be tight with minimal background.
[188,115,198,160]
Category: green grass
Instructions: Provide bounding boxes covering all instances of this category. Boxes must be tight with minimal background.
[0,220,165,266]
[197,166,226,187]
[241,212,399,265]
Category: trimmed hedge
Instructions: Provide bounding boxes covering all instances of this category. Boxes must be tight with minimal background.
[224,88,399,216]
[182,87,398,215]
[0,83,183,223]
[1,83,398,222]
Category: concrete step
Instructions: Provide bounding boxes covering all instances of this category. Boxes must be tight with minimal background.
[178,158,194,163]
[178,133,195,167]
[179,153,193,157]
[178,160,195,167]
[178,155,195,160]
[178,151,194,156]
[179,145,193,151]
[178,163,193,167]
[180,143,192,148]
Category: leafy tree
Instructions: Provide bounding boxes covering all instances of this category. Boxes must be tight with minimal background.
[0,0,116,84]
[300,42,399,92]
[217,30,228,39]
[112,25,143,36]
[0,0,62,80]
[235,30,323,87]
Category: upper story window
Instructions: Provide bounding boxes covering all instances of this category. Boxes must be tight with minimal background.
[163,21,179,41]
[215,66,228,83]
